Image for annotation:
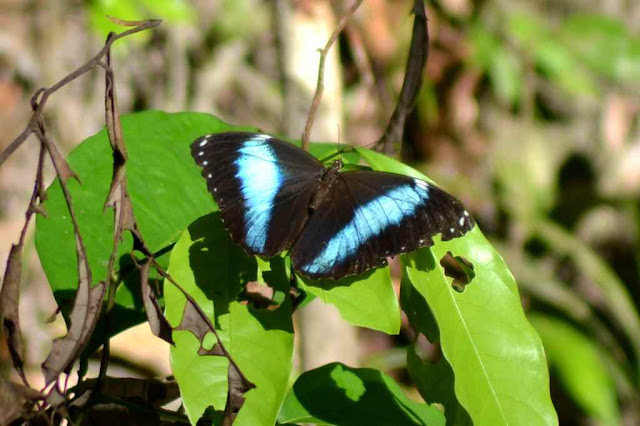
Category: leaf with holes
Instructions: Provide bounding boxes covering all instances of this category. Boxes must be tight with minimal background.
[403,234,556,425]
[360,147,557,425]
[165,213,294,425]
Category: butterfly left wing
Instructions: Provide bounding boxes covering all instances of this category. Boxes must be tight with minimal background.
[290,170,474,280]
[191,132,325,257]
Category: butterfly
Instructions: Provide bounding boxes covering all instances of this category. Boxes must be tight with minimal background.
[191,132,474,280]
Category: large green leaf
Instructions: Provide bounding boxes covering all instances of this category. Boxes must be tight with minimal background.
[529,314,620,425]
[403,236,556,426]
[358,148,557,425]
[165,213,294,425]
[35,111,247,342]
[278,362,445,426]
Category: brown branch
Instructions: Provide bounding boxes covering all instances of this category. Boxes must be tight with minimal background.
[0,19,161,168]
[376,0,429,155]
[300,0,364,150]
[150,260,247,380]
[37,122,105,386]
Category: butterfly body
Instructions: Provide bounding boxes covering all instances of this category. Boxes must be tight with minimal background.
[191,132,474,280]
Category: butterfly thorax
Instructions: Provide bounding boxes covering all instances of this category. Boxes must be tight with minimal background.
[309,159,343,210]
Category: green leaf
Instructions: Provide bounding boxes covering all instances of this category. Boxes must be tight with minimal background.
[349,148,558,425]
[399,274,438,342]
[356,148,434,183]
[297,266,400,335]
[278,363,445,426]
[469,26,522,105]
[165,213,294,425]
[407,345,472,426]
[558,15,640,82]
[35,111,249,344]
[403,236,557,426]
[488,47,522,106]
[529,314,620,425]
[535,40,597,96]
[507,14,549,50]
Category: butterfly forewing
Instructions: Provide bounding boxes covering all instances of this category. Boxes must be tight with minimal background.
[290,171,474,279]
[191,132,325,257]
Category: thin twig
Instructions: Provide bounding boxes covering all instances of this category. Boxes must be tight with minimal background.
[149,260,247,379]
[0,19,161,168]
[300,0,364,150]
[97,34,122,389]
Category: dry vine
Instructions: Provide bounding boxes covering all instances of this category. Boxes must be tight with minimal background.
[0,16,250,425]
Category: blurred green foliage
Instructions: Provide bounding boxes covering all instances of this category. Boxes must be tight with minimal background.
[88,0,195,35]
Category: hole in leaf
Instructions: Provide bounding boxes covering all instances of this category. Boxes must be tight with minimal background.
[239,282,279,310]
[439,252,475,292]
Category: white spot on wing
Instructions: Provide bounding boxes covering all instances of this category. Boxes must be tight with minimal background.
[459,217,465,226]
[414,179,429,190]
[207,173,212,178]
[464,210,469,217]
[449,228,454,233]
[198,151,204,156]
[202,160,208,166]
[199,139,208,147]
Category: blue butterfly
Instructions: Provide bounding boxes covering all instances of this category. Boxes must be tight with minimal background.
[191,132,474,280]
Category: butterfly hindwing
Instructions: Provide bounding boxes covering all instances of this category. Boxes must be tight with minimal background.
[290,171,474,279]
[191,132,325,257]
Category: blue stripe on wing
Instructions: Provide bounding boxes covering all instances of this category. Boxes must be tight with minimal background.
[235,135,284,252]
[301,180,430,275]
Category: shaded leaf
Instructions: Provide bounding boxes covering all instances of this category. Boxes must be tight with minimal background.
[278,362,445,426]
[399,273,439,343]
[407,345,472,426]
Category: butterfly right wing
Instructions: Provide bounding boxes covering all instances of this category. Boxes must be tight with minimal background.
[191,132,325,257]
[290,171,474,280]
